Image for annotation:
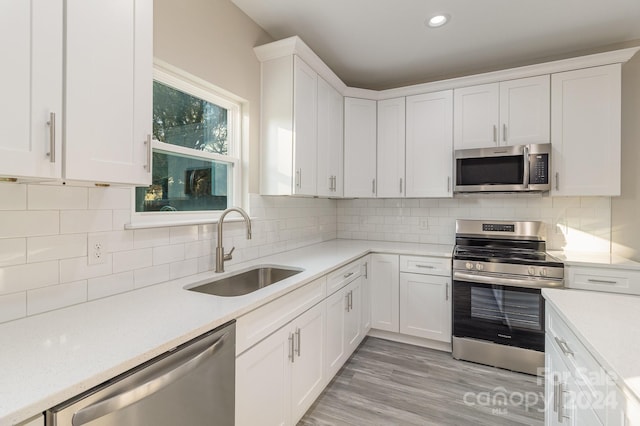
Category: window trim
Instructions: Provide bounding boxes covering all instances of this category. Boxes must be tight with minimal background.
[128,60,245,229]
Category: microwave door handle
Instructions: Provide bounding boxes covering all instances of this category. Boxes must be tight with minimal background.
[523,145,530,188]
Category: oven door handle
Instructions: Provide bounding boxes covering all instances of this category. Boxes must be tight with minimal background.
[453,271,563,289]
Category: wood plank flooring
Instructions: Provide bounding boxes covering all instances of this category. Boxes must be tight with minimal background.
[299,337,545,426]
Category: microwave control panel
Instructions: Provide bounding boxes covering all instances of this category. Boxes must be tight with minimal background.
[529,154,548,184]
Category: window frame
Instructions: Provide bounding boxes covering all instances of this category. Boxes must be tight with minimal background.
[129,61,244,228]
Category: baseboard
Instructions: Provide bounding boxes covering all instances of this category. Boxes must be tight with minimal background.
[366,329,452,353]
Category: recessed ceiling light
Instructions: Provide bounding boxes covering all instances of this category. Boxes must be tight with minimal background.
[426,14,450,28]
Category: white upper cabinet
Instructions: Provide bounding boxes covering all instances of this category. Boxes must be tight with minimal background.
[292,56,318,195]
[316,77,343,197]
[405,90,453,198]
[0,0,63,180]
[376,98,406,198]
[499,75,550,145]
[65,0,152,185]
[344,97,377,198]
[453,83,499,149]
[454,75,550,149]
[551,64,621,196]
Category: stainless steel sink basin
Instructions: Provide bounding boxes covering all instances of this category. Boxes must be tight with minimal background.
[186,266,303,297]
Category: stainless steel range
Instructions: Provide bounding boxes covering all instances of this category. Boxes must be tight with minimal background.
[452,219,564,375]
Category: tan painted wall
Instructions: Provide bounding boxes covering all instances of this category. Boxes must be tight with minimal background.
[153,0,272,194]
[612,51,640,261]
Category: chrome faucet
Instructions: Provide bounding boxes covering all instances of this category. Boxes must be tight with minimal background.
[216,207,252,273]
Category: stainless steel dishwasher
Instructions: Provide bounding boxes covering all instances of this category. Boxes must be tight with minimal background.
[46,320,235,426]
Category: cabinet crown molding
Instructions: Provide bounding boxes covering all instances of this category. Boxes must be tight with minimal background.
[255,35,640,100]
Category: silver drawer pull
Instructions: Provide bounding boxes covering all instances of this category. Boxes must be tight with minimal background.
[587,278,618,285]
[554,336,574,357]
[343,272,354,279]
[415,264,435,269]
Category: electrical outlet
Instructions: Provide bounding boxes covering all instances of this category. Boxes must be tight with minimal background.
[88,235,107,265]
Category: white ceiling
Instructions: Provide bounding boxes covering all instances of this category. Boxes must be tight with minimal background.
[231,0,640,90]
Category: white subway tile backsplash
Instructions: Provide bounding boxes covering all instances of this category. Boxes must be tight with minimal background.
[27,234,86,263]
[28,185,87,210]
[0,183,27,210]
[0,211,59,238]
[169,258,198,280]
[134,264,171,288]
[0,292,26,323]
[88,187,131,210]
[134,228,171,248]
[88,271,134,300]
[169,226,199,244]
[27,280,87,315]
[60,255,113,283]
[99,230,134,253]
[153,244,185,265]
[0,238,26,267]
[60,210,112,234]
[113,248,153,273]
[113,209,131,230]
[0,261,59,294]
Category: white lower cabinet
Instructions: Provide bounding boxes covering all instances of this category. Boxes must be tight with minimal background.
[236,302,325,426]
[545,303,638,426]
[370,254,400,332]
[399,273,451,342]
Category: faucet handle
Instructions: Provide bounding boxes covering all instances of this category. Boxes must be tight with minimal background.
[223,246,235,261]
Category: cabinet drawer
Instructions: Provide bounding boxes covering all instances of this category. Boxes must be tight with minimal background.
[236,277,326,355]
[399,255,451,276]
[326,260,362,295]
[567,266,640,296]
[547,306,608,423]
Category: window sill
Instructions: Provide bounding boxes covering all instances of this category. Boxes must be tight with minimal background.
[125,215,255,230]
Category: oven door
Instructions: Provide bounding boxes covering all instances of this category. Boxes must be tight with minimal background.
[453,278,544,352]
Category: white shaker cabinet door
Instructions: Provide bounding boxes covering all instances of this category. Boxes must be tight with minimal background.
[405,90,453,198]
[370,254,399,332]
[551,64,621,196]
[344,97,377,197]
[453,83,499,149]
[499,75,550,146]
[292,56,318,196]
[317,77,343,197]
[0,0,62,180]
[399,273,451,342]
[376,97,405,198]
[65,0,152,185]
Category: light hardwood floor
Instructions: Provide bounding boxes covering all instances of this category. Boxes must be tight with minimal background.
[299,337,545,426]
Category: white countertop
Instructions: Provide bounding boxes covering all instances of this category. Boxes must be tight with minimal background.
[543,288,640,405]
[548,250,640,270]
[0,239,452,426]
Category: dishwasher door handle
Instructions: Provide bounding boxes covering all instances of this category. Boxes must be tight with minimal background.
[72,332,229,426]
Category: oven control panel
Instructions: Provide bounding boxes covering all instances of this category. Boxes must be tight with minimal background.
[481,223,515,232]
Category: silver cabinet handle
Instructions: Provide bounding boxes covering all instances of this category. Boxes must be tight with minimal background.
[557,382,564,423]
[555,172,559,191]
[47,112,56,163]
[372,178,376,195]
[332,176,336,191]
[400,178,403,194]
[345,292,350,312]
[555,336,574,356]
[329,176,333,191]
[416,264,435,269]
[295,328,301,357]
[447,176,451,192]
[73,331,228,425]
[503,124,507,142]
[363,262,368,279]
[587,278,618,285]
[348,290,353,310]
[553,375,559,413]
[445,282,449,301]
[343,272,354,279]
[493,125,497,143]
[144,134,152,171]
[288,333,295,363]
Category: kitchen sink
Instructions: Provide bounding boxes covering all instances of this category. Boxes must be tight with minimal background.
[185,266,303,297]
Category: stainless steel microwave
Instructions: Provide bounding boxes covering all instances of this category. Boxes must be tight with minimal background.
[454,143,551,193]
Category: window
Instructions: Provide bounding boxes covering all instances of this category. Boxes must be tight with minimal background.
[134,64,242,225]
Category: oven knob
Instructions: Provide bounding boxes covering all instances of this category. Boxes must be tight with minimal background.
[475,263,484,271]
[540,268,547,277]
[528,266,536,275]
[465,262,473,270]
